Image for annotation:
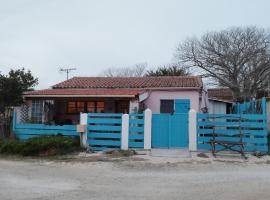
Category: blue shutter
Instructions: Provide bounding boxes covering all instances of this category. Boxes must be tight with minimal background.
[174,99,190,113]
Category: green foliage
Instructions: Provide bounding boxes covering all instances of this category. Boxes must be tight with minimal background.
[0,68,38,113]
[0,136,80,156]
[146,65,190,76]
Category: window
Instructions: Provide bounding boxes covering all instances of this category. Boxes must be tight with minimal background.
[87,101,95,113]
[67,101,105,113]
[67,101,85,114]
[96,101,105,113]
[76,102,85,113]
[67,101,76,113]
[116,101,129,113]
[160,100,174,114]
[31,100,43,123]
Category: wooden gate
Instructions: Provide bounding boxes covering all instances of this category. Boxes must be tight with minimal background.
[151,113,188,148]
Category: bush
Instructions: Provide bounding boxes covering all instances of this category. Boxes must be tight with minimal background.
[0,136,80,156]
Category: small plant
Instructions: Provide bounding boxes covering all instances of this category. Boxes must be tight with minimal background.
[0,136,80,156]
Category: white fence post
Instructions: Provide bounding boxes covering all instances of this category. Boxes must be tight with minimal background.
[80,113,88,148]
[144,109,152,149]
[189,109,197,151]
[121,114,129,150]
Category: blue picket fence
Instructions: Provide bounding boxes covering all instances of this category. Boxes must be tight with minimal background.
[197,113,268,152]
[129,113,144,148]
[87,113,123,151]
[232,98,266,115]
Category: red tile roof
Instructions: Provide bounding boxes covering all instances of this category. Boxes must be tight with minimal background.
[52,76,203,89]
[24,89,142,97]
[208,88,234,102]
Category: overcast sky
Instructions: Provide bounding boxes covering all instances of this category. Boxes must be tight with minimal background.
[0,0,269,89]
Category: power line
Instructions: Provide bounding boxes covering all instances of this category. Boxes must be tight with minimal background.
[59,68,76,80]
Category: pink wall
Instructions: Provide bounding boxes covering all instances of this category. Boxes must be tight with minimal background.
[144,90,200,113]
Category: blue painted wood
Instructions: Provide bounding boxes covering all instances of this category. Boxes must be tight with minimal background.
[88,133,121,139]
[14,121,78,140]
[88,113,122,117]
[88,118,122,124]
[129,114,144,117]
[175,99,190,114]
[87,113,123,150]
[197,113,268,152]
[15,123,77,130]
[152,113,188,148]
[88,125,121,131]
[129,126,144,132]
[232,98,267,114]
[198,129,266,136]
[129,134,144,140]
[129,119,144,125]
[91,147,120,151]
[128,141,144,148]
[128,113,145,149]
[88,139,121,146]
[197,113,266,120]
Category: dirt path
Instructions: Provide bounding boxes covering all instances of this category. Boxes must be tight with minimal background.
[1,156,270,200]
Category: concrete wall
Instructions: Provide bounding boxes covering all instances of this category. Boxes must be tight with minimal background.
[208,100,227,114]
[143,90,200,113]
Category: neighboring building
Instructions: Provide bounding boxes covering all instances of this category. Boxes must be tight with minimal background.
[207,88,233,114]
[18,76,206,125]
[208,98,232,114]
[208,88,234,102]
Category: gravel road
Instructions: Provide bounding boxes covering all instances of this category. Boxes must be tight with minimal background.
[1,157,270,200]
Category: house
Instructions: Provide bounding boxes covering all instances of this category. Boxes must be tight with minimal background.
[17,76,206,125]
[207,88,233,114]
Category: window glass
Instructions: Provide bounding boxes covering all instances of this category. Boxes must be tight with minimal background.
[160,100,174,113]
[117,101,129,113]
[31,100,43,123]
[87,101,95,113]
[96,101,105,113]
[77,102,85,113]
[67,101,76,114]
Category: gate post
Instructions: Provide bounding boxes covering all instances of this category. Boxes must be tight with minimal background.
[79,113,88,148]
[189,109,197,151]
[121,114,129,150]
[144,109,152,149]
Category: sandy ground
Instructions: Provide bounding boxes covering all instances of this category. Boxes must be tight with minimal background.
[1,153,270,200]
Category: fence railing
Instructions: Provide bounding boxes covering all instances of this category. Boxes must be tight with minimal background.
[13,113,77,139]
[87,113,123,151]
[232,98,266,115]
[197,114,268,152]
[129,113,144,148]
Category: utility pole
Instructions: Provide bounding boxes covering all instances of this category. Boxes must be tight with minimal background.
[59,68,76,80]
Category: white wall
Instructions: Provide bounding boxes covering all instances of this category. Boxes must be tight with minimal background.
[143,90,200,113]
[208,100,227,114]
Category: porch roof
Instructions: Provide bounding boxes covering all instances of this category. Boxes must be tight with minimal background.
[24,88,142,98]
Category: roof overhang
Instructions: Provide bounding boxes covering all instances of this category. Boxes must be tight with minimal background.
[208,97,233,104]
[24,94,136,98]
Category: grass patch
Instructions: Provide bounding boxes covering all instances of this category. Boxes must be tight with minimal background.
[0,136,81,157]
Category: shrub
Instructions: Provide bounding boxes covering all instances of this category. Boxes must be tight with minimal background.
[0,136,80,156]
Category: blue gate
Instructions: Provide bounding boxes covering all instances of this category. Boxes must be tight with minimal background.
[152,113,188,148]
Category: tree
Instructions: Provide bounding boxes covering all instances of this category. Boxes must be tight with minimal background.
[146,64,190,76]
[175,26,270,101]
[102,63,147,77]
[0,68,38,138]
